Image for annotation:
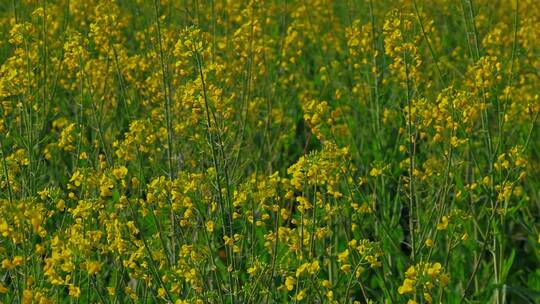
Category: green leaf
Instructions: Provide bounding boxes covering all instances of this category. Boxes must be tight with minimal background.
[501,249,516,282]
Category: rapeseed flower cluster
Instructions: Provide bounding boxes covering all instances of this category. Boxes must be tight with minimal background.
[0,0,538,303]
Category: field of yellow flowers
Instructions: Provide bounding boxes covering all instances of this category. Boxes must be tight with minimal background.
[0,0,539,303]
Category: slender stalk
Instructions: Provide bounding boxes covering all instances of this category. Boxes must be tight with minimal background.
[195,50,236,304]
[153,0,178,265]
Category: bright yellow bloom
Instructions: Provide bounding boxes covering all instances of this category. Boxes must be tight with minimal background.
[398,278,415,294]
[68,284,81,298]
[285,276,296,291]
[205,220,215,233]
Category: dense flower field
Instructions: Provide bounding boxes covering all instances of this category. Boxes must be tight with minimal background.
[0,0,539,303]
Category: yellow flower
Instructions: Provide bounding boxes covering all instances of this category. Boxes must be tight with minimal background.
[205,220,215,233]
[1,259,13,270]
[326,290,334,299]
[68,284,81,298]
[112,166,128,180]
[427,262,442,277]
[99,183,113,197]
[0,220,9,237]
[340,264,351,273]
[370,167,383,177]
[309,260,320,274]
[12,256,23,266]
[296,289,307,301]
[436,216,449,230]
[337,249,349,263]
[158,287,166,298]
[355,265,366,278]
[398,278,415,294]
[22,289,33,304]
[56,199,66,211]
[107,287,116,296]
[439,273,451,286]
[285,276,296,291]
[296,263,309,277]
[125,286,138,300]
[405,265,416,278]
[79,151,88,160]
[247,266,257,276]
[424,292,433,303]
[86,261,102,276]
